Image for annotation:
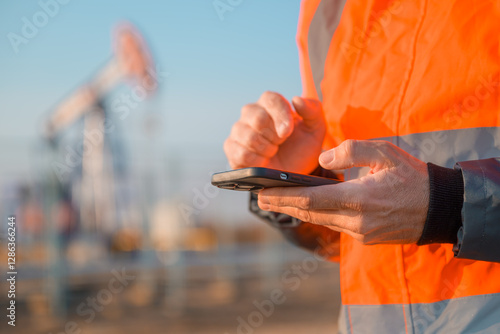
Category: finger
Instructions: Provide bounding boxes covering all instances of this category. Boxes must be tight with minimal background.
[230,122,278,159]
[257,91,294,139]
[319,140,397,171]
[258,183,359,211]
[223,138,268,169]
[240,104,281,145]
[256,202,357,235]
[291,96,324,131]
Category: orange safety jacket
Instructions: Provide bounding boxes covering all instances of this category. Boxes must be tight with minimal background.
[294,0,500,333]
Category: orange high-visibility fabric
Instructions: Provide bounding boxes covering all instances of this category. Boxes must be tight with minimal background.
[297,0,500,306]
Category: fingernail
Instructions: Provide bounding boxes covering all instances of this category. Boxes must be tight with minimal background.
[320,150,335,165]
[277,122,289,138]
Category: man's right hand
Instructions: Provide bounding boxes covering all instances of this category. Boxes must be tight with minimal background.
[224,91,326,174]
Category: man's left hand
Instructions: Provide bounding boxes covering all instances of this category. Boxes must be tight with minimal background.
[258,140,430,245]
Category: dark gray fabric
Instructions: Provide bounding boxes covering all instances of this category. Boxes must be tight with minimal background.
[339,293,500,334]
[308,0,347,101]
[454,158,500,262]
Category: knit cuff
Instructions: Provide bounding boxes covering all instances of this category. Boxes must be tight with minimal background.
[417,163,464,245]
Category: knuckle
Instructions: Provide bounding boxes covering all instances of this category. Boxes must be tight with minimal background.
[241,103,258,117]
[229,122,242,138]
[379,140,394,149]
[225,139,254,167]
[343,139,358,157]
[247,131,267,151]
[237,149,256,165]
[250,109,269,130]
[238,125,273,154]
[358,233,376,245]
[357,234,369,245]
[311,98,322,111]
[357,218,369,236]
[298,191,315,210]
[260,126,278,143]
[304,97,322,112]
[246,129,260,145]
[242,105,269,128]
[261,91,280,105]
[350,216,366,235]
[379,140,391,148]
[354,191,368,210]
[297,209,312,223]
[375,140,391,153]
[375,140,398,162]
[298,197,311,210]
[351,222,362,235]
[355,216,375,243]
[339,190,362,211]
[261,91,288,113]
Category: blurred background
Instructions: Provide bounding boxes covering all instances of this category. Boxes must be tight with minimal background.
[0,1,340,333]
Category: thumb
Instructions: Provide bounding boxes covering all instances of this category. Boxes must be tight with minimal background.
[319,140,395,171]
[292,96,324,131]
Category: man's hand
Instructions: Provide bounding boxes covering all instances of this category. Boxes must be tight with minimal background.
[224,91,325,174]
[258,140,430,245]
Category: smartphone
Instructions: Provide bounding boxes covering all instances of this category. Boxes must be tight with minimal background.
[211,167,341,192]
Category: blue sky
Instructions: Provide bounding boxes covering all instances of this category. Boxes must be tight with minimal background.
[0,0,302,181]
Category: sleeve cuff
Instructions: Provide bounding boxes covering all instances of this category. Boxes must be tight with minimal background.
[417,163,464,245]
[452,158,500,262]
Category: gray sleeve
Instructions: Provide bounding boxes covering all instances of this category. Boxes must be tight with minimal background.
[453,158,500,262]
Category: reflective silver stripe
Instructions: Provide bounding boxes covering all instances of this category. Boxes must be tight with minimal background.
[346,127,500,180]
[308,0,347,101]
[340,293,500,334]
[339,304,410,334]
